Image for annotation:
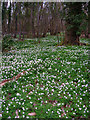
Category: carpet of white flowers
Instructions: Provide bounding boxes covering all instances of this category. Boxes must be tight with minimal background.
[2,36,89,118]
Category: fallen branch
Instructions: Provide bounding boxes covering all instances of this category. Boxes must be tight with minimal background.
[0,71,26,87]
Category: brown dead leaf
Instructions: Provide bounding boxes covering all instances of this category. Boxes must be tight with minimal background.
[28,112,36,116]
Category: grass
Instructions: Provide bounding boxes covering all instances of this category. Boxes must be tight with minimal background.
[1,35,89,118]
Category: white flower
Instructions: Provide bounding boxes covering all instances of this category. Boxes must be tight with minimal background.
[21,72,24,75]
[8,104,10,106]
[26,116,29,118]
[45,101,48,103]
[19,110,21,112]
[52,111,54,113]
[30,101,33,104]
[12,98,14,101]
[22,107,25,110]
[29,97,31,99]
[8,116,11,118]
[48,109,50,111]
[19,102,21,105]
[80,98,82,100]
[67,62,71,64]
[85,84,88,87]
[52,89,54,92]
[6,107,9,110]
[48,68,51,70]
[57,103,61,106]
[16,93,20,96]
[57,111,60,114]
[22,102,24,105]
[79,108,82,110]
[83,80,85,82]
[41,88,43,90]
[62,103,64,105]
[22,89,25,92]
[83,105,85,108]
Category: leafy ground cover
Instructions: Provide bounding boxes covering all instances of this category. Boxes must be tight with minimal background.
[1,35,89,118]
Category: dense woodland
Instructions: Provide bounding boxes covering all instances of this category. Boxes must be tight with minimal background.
[2,2,89,45]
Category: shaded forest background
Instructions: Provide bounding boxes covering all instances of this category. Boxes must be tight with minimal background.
[2,2,90,45]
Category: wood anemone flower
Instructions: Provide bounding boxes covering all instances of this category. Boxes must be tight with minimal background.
[28,112,36,116]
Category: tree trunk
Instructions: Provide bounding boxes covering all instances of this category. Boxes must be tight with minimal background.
[14,13,17,38]
[64,3,82,45]
[2,2,8,34]
[18,3,21,40]
[64,24,79,45]
[50,18,54,35]
[88,2,90,38]
[37,3,40,38]
[31,4,35,38]
[14,3,18,38]
[8,2,11,33]
[42,13,48,37]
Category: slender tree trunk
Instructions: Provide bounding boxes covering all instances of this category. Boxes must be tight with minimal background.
[31,4,35,38]
[14,3,17,38]
[88,2,90,38]
[42,13,47,37]
[18,3,21,40]
[8,2,11,33]
[37,2,40,38]
[14,13,17,38]
[50,3,58,36]
[2,2,7,34]
[50,17,54,35]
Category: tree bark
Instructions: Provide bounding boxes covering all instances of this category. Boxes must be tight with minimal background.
[8,2,11,33]
[37,3,40,38]
[2,2,8,34]
[88,2,90,38]
[18,3,21,40]
[31,3,35,38]
[14,3,18,38]
[64,3,82,45]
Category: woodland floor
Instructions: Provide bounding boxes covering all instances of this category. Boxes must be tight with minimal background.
[1,36,89,118]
